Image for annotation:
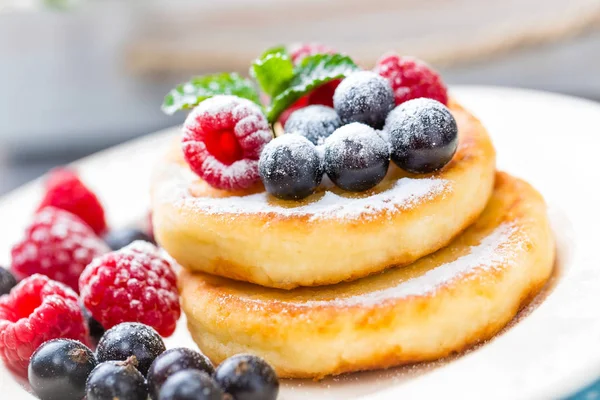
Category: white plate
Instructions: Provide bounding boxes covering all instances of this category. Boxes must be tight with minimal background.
[0,86,598,400]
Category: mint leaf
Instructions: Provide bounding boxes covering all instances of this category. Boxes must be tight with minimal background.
[267,54,360,123]
[162,73,261,115]
[260,45,288,58]
[251,50,294,97]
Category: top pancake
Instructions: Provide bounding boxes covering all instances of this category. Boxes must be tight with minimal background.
[151,101,496,288]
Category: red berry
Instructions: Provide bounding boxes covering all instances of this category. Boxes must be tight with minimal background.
[38,168,108,235]
[182,95,272,191]
[374,53,448,106]
[79,241,181,337]
[289,42,337,64]
[11,207,110,292]
[0,274,89,376]
[279,43,341,124]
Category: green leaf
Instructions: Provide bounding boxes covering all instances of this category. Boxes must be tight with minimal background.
[162,73,261,115]
[251,51,294,97]
[260,45,288,58]
[267,54,360,123]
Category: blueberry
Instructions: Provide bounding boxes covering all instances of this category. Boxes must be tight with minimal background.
[86,358,148,400]
[214,354,279,400]
[148,348,215,400]
[28,339,97,400]
[0,267,17,296]
[158,370,224,400]
[96,322,166,375]
[323,123,390,192]
[258,134,323,200]
[103,228,154,251]
[284,105,342,145]
[333,71,395,129]
[384,98,458,174]
[80,303,105,343]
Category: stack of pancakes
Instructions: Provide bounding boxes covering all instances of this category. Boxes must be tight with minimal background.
[151,101,555,379]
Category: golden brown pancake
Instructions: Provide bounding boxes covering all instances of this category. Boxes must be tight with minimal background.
[179,173,554,378]
[151,101,496,288]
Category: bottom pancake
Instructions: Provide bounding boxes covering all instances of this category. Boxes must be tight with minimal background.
[179,172,555,379]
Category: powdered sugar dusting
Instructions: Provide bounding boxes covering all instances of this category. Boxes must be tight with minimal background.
[158,160,449,220]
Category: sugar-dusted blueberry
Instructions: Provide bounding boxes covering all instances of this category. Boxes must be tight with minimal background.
[259,134,323,200]
[158,370,224,400]
[214,354,279,400]
[333,71,395,129]
[284,105,342,145]
[103,228,155,250]
[28,339,97,400]
[385,98,458,174]
[148,347,215,400]
[96,322,166,375]
[323,123,390,192]
[0,266,17,296]
[86,358,148,400]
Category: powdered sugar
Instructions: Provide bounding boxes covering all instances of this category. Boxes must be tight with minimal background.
[284,105,341,145]
[157,161,449,221]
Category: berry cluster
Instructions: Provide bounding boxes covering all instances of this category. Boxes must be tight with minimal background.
[27,322,279,400]
[261,66,456,200]
[0,169,166,376]
[169,43,454,199]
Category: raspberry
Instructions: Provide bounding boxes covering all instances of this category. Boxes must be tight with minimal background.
[38,168,108,235]
[11,207,110,292]
[182,95,272,191]
[374,53,448,106]
[0,274,89,376]
[277,43,341,125]
[289,42,337,64]
[79,241,181,337]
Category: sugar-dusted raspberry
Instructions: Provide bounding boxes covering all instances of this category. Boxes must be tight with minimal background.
[38,168,107,235]
[374,53,448,106]
[11,207,110,292]
[182,95,273,191]
[79,241,181,337]
[0,274,89,376]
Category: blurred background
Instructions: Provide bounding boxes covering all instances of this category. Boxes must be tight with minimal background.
[0,0,599,194]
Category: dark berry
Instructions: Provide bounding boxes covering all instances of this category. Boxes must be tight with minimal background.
[158,370,224,400]
[385,98,458,173]
[148,347,215,400]
[214,354,279,400]
[28,339,97,400]
[333,71,394,129]
[103,228,155,250]
[323,123,390,192]
[0,267,17,296]
[284,105,342,145]
[96,322,166,375]
[81,304,105,343]
[258,134,323,200]
[86,357,148,400]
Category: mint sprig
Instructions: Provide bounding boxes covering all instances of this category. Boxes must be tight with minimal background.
[250,50,294,97]
[266,54,359,123]
[162,73,261,115]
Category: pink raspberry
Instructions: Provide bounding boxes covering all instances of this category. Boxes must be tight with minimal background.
[182,95,272,191]
[0,274,89,376]
[11,207,110,292]
[374,53,448,106]
[38,168,108,235]
[79,241,181,337]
